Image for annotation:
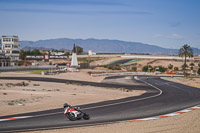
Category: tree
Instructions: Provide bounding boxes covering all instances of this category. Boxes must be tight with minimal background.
[19,50,26,60]
[76,46,83,54]
[72,44,83,54]
[168,64,173,70]
[19,49,43,60]
[198,63,200,75]
[179,44,193,76]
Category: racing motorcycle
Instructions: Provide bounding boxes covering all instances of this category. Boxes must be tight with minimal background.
[63,103,90,121]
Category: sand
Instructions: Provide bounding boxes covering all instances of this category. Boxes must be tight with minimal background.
[24,76,200,133]
[0,71,144,116]
[1,70,200,133]
[162,77,200,88]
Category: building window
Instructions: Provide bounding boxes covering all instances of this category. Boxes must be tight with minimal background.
[13,45,19,48]
[5,44,11,48]
[3,38,13,42]
[12,51,19,54]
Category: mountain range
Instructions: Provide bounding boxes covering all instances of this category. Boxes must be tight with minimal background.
[20,38,199,55]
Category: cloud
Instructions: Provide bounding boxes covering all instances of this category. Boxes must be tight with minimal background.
[169,22,181,27]
[0,8,151,15]
[170,34,184,39]
[0,0,152,15]
[154,33,184,40]
[0,0,126,6]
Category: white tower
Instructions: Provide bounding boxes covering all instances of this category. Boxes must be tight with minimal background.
[70,44,79,68]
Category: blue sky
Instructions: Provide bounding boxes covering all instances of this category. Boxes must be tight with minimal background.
[0,0,200,49]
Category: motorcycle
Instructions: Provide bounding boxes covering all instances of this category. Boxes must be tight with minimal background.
[64,105,90,121]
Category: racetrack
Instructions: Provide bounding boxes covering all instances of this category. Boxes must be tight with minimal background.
[0,76,200,132]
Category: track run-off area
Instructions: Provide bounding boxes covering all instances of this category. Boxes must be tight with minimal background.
[0,76,200,133]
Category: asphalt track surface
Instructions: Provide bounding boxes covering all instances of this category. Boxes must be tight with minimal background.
[0,76,200,132]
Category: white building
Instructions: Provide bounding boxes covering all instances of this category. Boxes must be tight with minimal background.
[88,50,96,55]
[1,36,20,66]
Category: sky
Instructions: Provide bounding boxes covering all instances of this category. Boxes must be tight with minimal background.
[0,0,200,49]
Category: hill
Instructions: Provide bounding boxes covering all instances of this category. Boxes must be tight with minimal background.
[19,38,199,55]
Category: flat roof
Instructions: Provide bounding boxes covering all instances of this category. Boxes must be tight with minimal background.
[2,35,18,38]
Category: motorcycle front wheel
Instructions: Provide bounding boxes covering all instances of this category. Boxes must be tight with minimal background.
[83,113,90,120]
[66,112,77,121]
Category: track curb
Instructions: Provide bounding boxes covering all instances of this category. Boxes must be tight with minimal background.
[123,105,200,122]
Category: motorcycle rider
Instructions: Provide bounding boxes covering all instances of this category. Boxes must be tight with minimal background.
[63,103,83,119]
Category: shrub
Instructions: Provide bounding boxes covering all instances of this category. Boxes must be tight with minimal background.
[168,64,173,70]
[198,68,200,75]
[142,66,148,72]
[174,67,179,71]
[103,65,121,70]
[132,66,137,72]
[157,65,167,72]
[181,63,188,70]
[111,65,121,70]
[142,65,153,72]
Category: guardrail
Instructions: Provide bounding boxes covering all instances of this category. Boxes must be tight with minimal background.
[0,65,57,72]
[91,72,155,77]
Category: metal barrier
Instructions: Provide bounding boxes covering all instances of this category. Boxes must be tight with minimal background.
[0,65,56,72]
[91,72,155,77]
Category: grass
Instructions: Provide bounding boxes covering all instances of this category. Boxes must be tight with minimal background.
[33,84,40,86]
[12,70,47,74]
[5,82,29,87]
[122,59,144,66]
[6,96,44,105]
[22,89,36,91]
[7,98,27,105]
[65,82,83,86]
[41,89,60,91]
[78,57,106,63]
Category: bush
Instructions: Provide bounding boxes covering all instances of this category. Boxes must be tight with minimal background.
[132,67,137,72]
[18,61,24,66]
[174,67,179,71]
[111,65,121,70]
[198,68,200,75]
[142,66,148,72]
[103,65,121,70]
[168,64,173,70]
[157,65,167,72]
[142,65,153,72]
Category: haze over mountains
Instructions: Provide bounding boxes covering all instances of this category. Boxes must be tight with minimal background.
[20,38,199,55]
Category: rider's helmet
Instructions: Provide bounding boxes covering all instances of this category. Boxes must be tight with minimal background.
[63,103,69,108]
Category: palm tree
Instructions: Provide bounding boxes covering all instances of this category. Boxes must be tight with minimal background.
[179,44,193,76]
